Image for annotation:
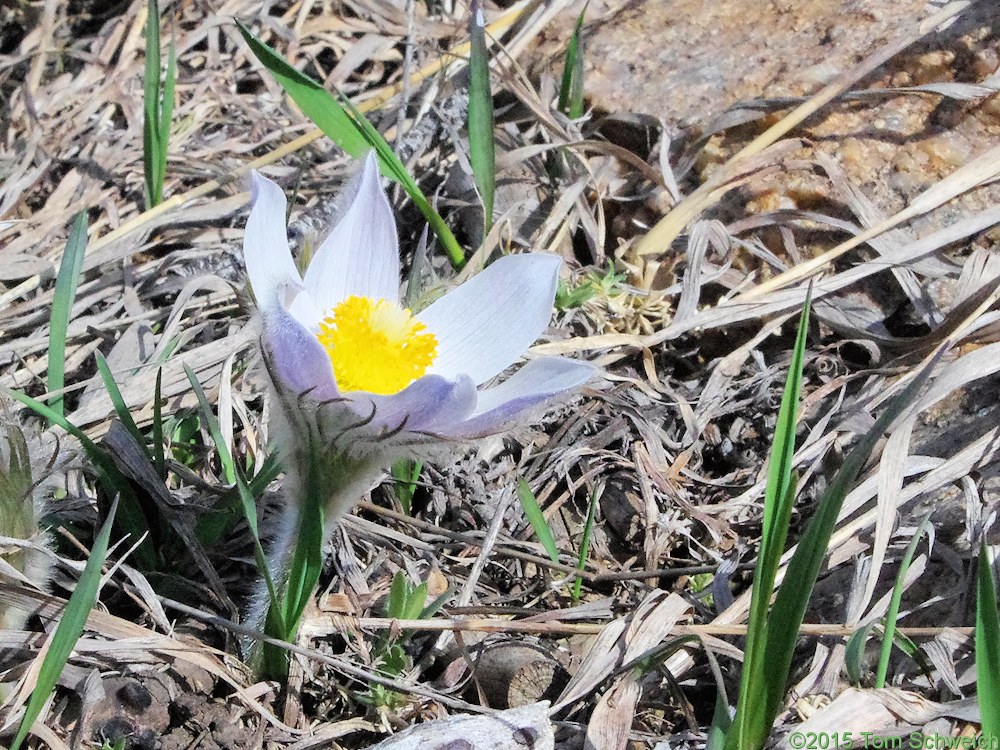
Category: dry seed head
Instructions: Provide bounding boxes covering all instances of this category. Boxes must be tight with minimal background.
[0,409,74,630]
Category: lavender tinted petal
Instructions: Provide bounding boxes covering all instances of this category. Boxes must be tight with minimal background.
[432,357,595,439]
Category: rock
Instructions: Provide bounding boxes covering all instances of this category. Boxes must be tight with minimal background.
[532,1,998,130]
[530,2,1000,220]
[529,0,1000,331]
[364,702,554,750]
[536,0,926,125]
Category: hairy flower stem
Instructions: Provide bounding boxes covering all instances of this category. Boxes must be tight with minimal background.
[259,452,326,681]
[253,396,380,681]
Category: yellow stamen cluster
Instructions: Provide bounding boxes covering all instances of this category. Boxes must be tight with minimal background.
[317,295,438,395]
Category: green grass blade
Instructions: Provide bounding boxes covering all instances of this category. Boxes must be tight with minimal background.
[152,366,165,479]
[217,425,284,676]
[977,539,1000,742]
[48,211,88,417]
[557,3,587,118]
[402,582,429,621]
[157,39,176,204]
[141,0,175,208]
[91,359,175,551]
[6,388,109,484]
[727,292,811,750]
[9,497,118,750]
[757,354,941,743]
[143,0,163,207]
[391,458,421,515]
[259,431,329,678]
[338,93,465,268]
[468,1,495,235]
[183,364,236,485]
[248,452,282,498]
[278,453,325,636]
[387,571,407,618]
[707,686,732,750]
[235,21,367,154]
[94,352,153,466]
[573,481,600,602]
[516,478,560,565]
[236,21,465,268]
[875,512,931,688]
[888,629,934,683]
[234,464,282,629]
[845,623,875,685]
[179,368,282,669]
[421,586,453,619]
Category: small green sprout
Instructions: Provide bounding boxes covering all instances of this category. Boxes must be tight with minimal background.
[391,459,422,515]
[363,572,450,710]
[555,262,627,310]
[167,413,204,469]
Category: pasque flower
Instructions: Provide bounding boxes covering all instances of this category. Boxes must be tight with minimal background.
[242,153,593,678]
[244,153,594,480]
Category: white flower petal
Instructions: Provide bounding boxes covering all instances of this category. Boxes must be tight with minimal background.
[244,172,301,312]
[285,287,324,333]
[417,254,561,385]
[435,357,595,439]
[303,153,400,314]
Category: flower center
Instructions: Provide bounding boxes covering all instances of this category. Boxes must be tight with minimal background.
[316,296,437,395]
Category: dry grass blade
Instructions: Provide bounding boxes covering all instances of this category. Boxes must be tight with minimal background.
[785,687,979,746]
[552,590,691,713]
[364,703,553,750]
[859,414,917,617]
[586,680,641,750]
[535,202,1000,357]
[302,616,970,640]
